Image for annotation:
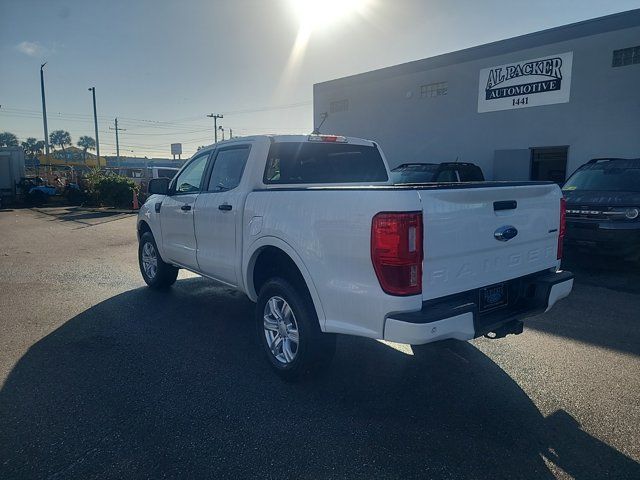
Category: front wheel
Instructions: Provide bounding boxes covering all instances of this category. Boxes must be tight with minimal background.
[256,278,335,381]
[138,231,179,289]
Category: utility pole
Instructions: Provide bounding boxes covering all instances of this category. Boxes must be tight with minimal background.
[40,63,50,158]
[109,118,126,168]
[206,113,223,143]
[88,87,100,167]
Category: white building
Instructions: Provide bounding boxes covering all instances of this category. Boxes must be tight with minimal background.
[313,9,640,181]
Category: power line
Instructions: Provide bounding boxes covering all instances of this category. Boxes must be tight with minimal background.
[0,99,312,125]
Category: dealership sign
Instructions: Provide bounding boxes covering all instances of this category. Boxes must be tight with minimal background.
[478,52,573,113]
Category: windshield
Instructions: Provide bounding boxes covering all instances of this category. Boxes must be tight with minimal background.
[391,164,439,183]
[563,160,640,192]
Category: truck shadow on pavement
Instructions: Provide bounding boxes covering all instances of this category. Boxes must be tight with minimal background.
[1,278,638,479]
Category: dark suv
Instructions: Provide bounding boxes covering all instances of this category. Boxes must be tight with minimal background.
[390,162,485,183]
[562,158,640,259]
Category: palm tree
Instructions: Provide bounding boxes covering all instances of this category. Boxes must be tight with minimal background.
[77,136,96,164]
[49,130,72,163]
[34,140,45,156]
[0,132,19,147]
[21,137,39,158]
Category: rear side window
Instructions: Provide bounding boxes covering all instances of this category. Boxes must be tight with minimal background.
[207,146,250,192]
[264,142,388,184]
[436,169,457,182]
[391,164,439,183]
[457,165,484,181]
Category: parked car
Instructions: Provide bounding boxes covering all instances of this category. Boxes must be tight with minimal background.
[390,162,485,183]
[116,166,180,186]
[562,157,640,259]
[137,135,573,380]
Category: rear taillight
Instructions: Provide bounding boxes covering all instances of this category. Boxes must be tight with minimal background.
[558,197,567,260]
[371,212,423,296]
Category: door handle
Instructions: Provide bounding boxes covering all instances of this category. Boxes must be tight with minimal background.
[218,204,232,211]
[180,205,192,211]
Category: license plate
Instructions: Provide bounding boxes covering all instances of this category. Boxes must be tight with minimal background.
[479,283,508,312]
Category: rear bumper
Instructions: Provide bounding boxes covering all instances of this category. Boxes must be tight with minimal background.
[384,270,573,345]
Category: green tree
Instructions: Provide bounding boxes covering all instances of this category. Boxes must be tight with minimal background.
[49,130,72,162]
[77,136,96,164]
[21,137,39,158]
[0,132,19,147]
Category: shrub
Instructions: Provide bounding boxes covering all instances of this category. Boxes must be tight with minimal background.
[84,169,138,208]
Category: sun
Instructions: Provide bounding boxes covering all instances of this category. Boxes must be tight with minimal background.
[278,0,372,100]
[289,0,370,31]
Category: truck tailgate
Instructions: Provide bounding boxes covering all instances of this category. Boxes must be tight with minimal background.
[418,183,561,300]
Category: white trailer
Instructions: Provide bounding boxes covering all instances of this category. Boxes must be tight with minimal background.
[0,147,25,207]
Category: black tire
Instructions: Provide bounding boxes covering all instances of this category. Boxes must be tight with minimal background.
[138,231,179,289]
[256,278,336,382]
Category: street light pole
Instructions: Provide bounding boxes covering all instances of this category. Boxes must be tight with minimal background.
[88,87,100,167]
[40,63,50,158]
[206,113,223,143]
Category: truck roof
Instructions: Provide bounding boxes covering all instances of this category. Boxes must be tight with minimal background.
[198,134,377,152]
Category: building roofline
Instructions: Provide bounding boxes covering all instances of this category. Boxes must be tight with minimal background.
[314,8,640,90]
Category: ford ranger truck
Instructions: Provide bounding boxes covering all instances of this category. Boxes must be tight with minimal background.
[137,135,574,380]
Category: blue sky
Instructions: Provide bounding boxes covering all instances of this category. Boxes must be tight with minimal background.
[1,0,639,158]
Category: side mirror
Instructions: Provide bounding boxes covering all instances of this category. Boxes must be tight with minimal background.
[148,177,170,195]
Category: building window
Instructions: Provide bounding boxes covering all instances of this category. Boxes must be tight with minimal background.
[612,46,640,67]
[330,99,349,113]
[420,82,448,98]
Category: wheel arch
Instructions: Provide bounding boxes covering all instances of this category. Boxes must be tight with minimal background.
[137,219,152,241]
[245,238,326,329]
[137,217,168,260]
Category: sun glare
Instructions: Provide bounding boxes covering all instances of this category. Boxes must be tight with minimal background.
[277,0,372,104]
[290,0,370,31]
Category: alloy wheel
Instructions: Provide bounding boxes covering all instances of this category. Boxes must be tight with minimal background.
[263,296,300,364]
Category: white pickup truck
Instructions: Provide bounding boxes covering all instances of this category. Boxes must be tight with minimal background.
[137,134,573,380]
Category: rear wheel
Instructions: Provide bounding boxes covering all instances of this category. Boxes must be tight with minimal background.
[256,278,335,381]
[138,231,179,289]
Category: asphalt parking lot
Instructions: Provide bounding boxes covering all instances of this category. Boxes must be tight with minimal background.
[0,206,639,479]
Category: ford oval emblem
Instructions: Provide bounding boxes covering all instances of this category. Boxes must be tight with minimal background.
[494,225,518,242]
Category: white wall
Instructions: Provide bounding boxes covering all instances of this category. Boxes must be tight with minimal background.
[313,25,640,180]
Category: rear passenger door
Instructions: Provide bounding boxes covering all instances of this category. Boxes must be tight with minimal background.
[194,145,251,286]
